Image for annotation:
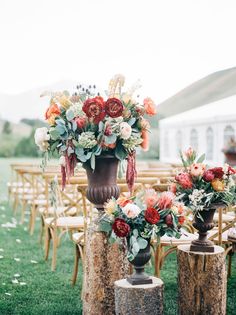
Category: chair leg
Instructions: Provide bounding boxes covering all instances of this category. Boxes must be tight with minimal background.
[154,244,162,277]
[39,215,45,244]
[51,228,58,271]
[20,200,27,224]
[44,226,51,261]
[72,245,80,286]
[29,205,37,235]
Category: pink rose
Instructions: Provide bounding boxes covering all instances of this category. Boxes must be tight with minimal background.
[175,173,193,189]
[120,122,132,140]
[158,192,175,210]
[190,163,206,177]
[203,170,215,182]
[75,116,87,129]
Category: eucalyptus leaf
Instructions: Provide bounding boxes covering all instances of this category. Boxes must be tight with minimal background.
[98,121,104,132]
[132,242,140,256]
[105,134,117,144]
[90,154,96,170]
[75,147,84,156]
[137,237,148,250]
[72,120,77,132]
[115,143,128,160]
[133,229,138,238]
[196,153,205,163]
[128,117,136,126]
[66,109,75,121]
[49,129,60,140]
[99,221,112,233]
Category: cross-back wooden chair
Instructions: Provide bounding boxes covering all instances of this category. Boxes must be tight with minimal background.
[44,177,89,271]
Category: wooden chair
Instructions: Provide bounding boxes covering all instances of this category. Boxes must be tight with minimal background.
[44,178,88,271]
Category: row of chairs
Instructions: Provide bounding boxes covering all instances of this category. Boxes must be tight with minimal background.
[8,162,236,288]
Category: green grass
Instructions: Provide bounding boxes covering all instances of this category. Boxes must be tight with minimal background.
[0,158,235,314]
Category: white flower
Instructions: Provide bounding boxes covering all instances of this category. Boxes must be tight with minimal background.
[120,122,132,140]
[122,203,141,219]
[34,127,50,152]
[59,156,66,167]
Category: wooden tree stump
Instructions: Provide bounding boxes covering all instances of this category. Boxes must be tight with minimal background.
[177,245,227,315]
[114,277,164,315]
[83,226,130,315]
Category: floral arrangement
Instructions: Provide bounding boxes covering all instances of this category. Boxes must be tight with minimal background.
[172,148,236,218]
[34,74,157,190]
[99,189,186,260]
[222,137,236,154]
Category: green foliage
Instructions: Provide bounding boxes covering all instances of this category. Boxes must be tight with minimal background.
[20,118,46,128]
[2,121,12,134]
[15,130,40,157]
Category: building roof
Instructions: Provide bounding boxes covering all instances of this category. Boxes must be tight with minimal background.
[159,94,236,126]
[158,67,236,118]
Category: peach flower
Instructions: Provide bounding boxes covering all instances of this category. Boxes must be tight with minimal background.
[141,129,149,151]
[158,192,175,210]
[120,122,132,140]
[117,197,132,207]
[190,163,206,177]
[143,97,157,116]
[145,189,159,208]
[122,203,141,219]
[45,103,61,125]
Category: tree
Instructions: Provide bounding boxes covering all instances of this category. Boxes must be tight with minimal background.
[2,120,12,134]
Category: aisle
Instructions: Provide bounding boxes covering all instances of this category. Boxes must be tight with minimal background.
[0,201,83,315]
[1,200,236,314]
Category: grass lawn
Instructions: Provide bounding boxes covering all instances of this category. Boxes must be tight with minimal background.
[0,158,235,314]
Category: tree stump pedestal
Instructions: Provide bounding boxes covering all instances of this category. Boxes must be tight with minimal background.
[82,226,130,315]
[114,277,164,315]
[177,245,227,315]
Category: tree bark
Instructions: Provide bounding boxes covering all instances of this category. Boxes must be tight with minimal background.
[83,226,130,315]
[114,277,164,315]
[177,245,227,315]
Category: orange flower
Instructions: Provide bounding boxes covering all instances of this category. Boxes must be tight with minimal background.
[141,129,149,151]
[211,178,225,192]
[45,103,61,123]
[117,197,132,207]
[143,97,157,116]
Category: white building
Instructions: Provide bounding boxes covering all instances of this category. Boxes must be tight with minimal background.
[159,94,236,165]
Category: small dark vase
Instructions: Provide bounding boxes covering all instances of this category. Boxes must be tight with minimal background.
[83,154,120,211]
[223,151,236,166]
[127,240,152,285]
[190,205,221,253]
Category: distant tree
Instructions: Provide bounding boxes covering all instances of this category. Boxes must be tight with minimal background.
[20,118,47,128]
[2,120,12,134]
[14,129,39,157]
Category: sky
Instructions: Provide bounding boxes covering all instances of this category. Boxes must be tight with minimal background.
[0,0,236,121]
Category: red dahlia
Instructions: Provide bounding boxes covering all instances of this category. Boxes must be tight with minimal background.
[145,207,160,225]
[112,218,130,237]
[105,98,124,118]
[209,167,224,179]
[82,96,105,124]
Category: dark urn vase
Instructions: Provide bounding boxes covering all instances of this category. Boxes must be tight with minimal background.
[223,151,236,166]
[83,154,120,211]
[190,205,220,253]
[127,240,152,285]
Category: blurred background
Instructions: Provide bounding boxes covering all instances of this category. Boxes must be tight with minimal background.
[1,0,236,162]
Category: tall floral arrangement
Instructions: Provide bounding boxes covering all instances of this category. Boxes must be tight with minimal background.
[35,74,156,190]
[173,148,236,218]
[99,189,186,260]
